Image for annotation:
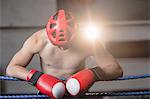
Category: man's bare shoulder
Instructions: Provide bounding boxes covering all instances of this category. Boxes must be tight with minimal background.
[23,28,48,53]
[33,28,47,39]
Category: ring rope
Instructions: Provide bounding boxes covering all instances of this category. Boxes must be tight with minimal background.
[0,91,150,99]
[0,74,150,81]
[0,95,48,99]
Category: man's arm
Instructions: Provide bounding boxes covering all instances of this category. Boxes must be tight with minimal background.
[89,41,123,80]
[6,31,42,80]
[66,41,123,96]
[6,30,66,98]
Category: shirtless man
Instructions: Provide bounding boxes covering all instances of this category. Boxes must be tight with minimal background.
[6,9,123,98]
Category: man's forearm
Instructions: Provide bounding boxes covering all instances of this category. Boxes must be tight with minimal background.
[6,65,29,80]
[95,64,123,81]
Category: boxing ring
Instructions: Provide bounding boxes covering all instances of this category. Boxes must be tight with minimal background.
[0,74,150,98]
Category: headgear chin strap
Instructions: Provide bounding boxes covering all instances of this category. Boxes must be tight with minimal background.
[46,9,77,46]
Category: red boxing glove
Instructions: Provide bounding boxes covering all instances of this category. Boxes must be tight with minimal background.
[66,69,96,96]
[26,70,66,98]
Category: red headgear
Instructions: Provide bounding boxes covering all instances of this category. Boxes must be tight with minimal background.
[46,10,77,46]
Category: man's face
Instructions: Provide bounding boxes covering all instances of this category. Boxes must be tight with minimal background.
[57,42,71,50]
[46,9,79,51]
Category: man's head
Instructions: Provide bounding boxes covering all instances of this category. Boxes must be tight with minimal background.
[46,9,77,48]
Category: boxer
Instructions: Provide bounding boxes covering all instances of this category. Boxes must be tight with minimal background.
[6,9,123,98]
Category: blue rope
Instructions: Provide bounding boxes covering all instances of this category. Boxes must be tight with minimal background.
[117,74,150,80]
[0,74,150,81]
[109,91,150,96]
[0,76,20,81]
[0,95,48,99]
[0,91,150,98]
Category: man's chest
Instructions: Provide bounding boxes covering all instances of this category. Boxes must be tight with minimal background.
[39,46,85,69]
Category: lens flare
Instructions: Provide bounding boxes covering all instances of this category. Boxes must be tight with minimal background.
[81,23,101,41]
[85,26,98,39]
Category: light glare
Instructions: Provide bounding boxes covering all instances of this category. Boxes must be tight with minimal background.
[82,24,100,41]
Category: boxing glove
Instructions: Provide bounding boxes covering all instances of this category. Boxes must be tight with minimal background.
[66,66,101,96]
[26,70,66,98]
